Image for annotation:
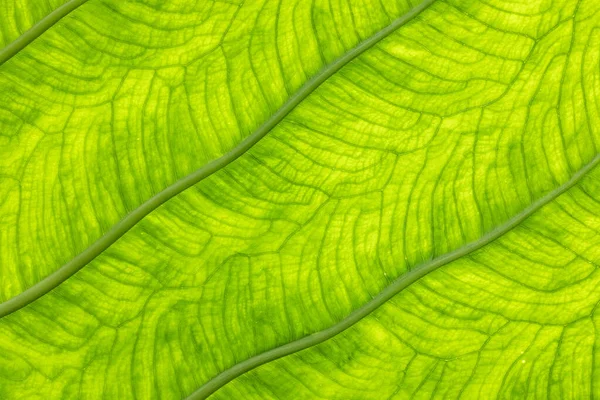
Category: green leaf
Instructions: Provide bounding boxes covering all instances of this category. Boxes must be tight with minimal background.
[0,0,599,399]
[0,0,71,49]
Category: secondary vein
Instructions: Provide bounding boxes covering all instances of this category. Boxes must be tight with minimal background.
[0,0,436,318]
[187,153,600,400]
[0,0,90,66]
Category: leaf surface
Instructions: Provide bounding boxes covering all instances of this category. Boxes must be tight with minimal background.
[1,0,600,399]
[0,0,71,48]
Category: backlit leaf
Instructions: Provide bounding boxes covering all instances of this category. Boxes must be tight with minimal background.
[0,0,599,399]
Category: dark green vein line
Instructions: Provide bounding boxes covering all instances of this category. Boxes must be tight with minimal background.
[0,0,436,319]
[187,153,600,400]
[0,0,89,66]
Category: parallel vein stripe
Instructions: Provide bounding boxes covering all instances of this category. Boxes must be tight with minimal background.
[0,0,436,319]
[0,0,90,66]
[188,154,600,400]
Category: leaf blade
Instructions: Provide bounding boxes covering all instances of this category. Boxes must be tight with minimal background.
[1,0,599,399]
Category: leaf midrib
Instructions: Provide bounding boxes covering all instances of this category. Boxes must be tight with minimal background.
[190,153,600,400]
[3,0,599,398]
[0,0,90,66]
[0,0,437,317]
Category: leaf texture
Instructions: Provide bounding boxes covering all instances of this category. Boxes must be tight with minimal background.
[1,0,600,399]
[0,0,70,47]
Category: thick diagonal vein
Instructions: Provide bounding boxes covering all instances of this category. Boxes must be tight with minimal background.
[189,153,600,400]
[0,0,90,66]
[0,0,436,318]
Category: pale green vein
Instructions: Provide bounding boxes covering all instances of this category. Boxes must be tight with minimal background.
[188,154,600,400]
[0,0,90,66]
[0,0,436,319]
